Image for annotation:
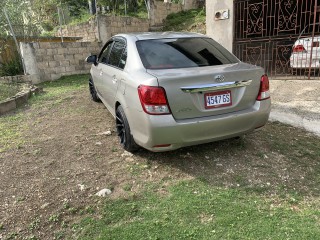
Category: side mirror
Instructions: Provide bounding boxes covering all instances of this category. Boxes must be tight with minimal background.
[86,55,97,64]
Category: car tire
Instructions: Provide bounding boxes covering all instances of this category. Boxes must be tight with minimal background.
[89,77,100,102]
[116,105,139,152]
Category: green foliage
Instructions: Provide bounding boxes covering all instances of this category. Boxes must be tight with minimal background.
[63,0,89,18]
[99,0,148,18]
[0,0,91,37]
[68,11,94,26]
[0,0,28,37]
[0,55,23,77]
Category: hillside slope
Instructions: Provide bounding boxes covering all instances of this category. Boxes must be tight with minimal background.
[163,8,206,34]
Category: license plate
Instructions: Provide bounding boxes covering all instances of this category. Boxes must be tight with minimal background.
[204,90,232,109]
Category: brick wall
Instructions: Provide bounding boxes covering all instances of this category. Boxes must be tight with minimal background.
[21,42,102,83]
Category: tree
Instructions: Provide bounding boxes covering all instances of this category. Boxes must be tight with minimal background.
[0,0,28,37]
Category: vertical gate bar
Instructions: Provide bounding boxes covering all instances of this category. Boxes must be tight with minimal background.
[262,0,265,38]
[308,0,318,80]
[234,1,236,41]
[265,0,269,76]
[318,21,320,78]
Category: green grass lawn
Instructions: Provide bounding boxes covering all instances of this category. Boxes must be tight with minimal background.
[0,83,22,102]
[0,75,87,153]
[77,180,320,240]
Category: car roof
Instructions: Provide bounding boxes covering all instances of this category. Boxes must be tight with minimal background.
[115,32,206,41]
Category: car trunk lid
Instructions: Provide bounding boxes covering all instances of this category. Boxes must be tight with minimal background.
[147,63,264,120]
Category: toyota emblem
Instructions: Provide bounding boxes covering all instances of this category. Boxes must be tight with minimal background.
[215,75,225,83]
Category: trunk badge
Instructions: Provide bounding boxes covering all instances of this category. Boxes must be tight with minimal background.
[215,75,225,83]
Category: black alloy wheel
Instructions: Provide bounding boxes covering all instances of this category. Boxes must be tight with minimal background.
[116,106,139,152]
[89,77,100,102]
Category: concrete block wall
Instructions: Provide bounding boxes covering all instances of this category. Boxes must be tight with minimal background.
[183,0,199,10]
[99,16,150,43]
[56,2,185,42]
[150,1,183,26]
[0,75,33,84]
[21,42,102,83]
[55,20,98,42]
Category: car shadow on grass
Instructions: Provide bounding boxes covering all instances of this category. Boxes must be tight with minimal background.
[135,122,320,197]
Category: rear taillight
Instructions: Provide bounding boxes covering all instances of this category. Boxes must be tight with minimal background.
[257,75,270,101]
[293,44,306,53]
[138,85,171,115]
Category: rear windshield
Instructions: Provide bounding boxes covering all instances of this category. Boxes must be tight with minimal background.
[136,37,239,69]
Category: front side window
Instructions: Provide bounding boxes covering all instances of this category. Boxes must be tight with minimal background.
[98,41,114,64]
[108,40,126,69]
[136,38,239,69]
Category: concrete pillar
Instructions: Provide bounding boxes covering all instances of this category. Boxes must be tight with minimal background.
[98,15,109,44]
[206,0,234,52]
[20,42,41,84]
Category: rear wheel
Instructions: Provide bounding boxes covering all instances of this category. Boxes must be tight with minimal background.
[89,77,100,102]
[116,106,139,152]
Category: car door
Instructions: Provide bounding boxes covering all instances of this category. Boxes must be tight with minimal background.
[92,40,114,98]
[99,38,127,113]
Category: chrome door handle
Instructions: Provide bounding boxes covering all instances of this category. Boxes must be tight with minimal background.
[112,75,118,84]
[99,70,103,76]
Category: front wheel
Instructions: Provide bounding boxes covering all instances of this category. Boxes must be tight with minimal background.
[89,77,100,102]
[116,106,139,152]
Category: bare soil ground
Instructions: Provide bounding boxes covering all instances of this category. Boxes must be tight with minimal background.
[0,76,319,239]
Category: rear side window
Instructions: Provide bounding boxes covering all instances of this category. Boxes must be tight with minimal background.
[136,38,239,69]
[119,49,127,69]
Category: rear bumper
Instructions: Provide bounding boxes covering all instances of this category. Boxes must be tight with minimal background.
[131,99,271,152]
[290,55,320,69]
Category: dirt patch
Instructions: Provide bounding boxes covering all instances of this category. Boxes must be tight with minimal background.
[0,77,319,239]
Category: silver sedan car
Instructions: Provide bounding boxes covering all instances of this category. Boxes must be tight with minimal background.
[86,32,271,152]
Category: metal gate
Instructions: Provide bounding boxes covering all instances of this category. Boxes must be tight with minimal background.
[233,0,320,79]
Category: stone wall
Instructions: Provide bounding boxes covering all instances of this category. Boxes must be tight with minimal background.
[20,42,102,83]
[56,20,98,42]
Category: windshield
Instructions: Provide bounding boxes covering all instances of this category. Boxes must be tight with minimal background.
[136,37,239,69]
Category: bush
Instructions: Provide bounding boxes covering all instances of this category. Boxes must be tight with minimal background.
[0,56,23,77]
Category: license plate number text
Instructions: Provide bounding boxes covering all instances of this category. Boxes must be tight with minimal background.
[204,90,232,109]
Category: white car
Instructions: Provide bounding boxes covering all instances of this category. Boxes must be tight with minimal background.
[290,36,320,69]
